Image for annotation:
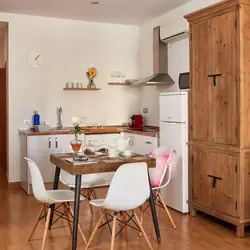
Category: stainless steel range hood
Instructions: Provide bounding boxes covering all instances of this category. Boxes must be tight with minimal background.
[133,26,174,86]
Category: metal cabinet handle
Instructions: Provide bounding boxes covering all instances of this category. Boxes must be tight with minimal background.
[48,137,51,148]
[55,137,58,148]
[146,141,152,144]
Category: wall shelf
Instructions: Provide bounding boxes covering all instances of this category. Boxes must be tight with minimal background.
[63,88,101,91]
[107,82,132,86]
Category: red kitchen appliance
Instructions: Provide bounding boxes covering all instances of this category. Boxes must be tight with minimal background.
[130,115,143,129]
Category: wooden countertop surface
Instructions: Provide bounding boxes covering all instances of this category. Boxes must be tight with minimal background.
[19,126,159,137]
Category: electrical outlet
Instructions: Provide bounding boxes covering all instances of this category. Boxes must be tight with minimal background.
[24,119,30,125]
[143,108,148,114]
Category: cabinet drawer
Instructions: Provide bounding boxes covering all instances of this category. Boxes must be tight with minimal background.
[134,135,158,155]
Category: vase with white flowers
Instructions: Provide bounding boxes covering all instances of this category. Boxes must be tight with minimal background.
[71,117,82,153]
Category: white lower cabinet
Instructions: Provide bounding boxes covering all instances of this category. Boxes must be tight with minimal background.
[20,133,84,195]
[20,131,158,195]
[123,133,158,155]
[84,133,120,147]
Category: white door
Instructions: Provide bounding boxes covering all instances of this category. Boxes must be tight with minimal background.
[28,135,55,183]
[160,121,188,213]
[160,94,186,123]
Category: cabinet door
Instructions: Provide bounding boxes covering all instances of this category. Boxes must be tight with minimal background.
[133,135,158,155]
[212,152,237,217]
[190,20,212,142]
[27,136,55,183]
[192,147,213,208]
[210,12,237,145]
[53,134,84,153]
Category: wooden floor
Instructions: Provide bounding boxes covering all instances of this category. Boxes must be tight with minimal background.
[1,172,250,249]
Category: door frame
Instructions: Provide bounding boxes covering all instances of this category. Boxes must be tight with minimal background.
[0,22,9,179]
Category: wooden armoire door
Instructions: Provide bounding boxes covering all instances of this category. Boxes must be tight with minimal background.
[190,20,212,142]
[192,147,213,208]
[212,152,237,217]
[210,11,237,145]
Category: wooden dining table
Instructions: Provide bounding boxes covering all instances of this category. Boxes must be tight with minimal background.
[49,153,160,250]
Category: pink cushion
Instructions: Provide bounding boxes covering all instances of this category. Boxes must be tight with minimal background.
[149,152,169,188]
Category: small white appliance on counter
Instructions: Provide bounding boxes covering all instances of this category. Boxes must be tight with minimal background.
[160,91,188,213]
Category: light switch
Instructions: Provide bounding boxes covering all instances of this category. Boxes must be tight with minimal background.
[143,108,148,113]
[24,119,30,125]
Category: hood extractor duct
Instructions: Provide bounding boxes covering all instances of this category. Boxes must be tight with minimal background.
[133,26,174,86]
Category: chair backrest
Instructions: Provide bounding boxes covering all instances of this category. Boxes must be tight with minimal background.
[60,145,75,185]
[148,147,177,188]
[103,162,150,211]
[24,157,50,203]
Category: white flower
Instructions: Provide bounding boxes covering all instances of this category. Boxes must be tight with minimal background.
[72,116,79,124]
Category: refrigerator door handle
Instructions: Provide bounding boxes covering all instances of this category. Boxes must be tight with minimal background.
[161,121,179,125]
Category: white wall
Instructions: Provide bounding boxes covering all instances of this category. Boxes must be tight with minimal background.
[139,0,221,126]
[0,13,140,182]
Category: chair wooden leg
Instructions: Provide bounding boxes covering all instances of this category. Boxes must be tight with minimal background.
[158,193,176,229]
[111,215,117,250]
[89,203,94,214]
[133,212,153,250]
[122,212,128,241]
[29,204,45,241]
[41,207,51,250]
[68,205,87,245]
[139,205,143,237]
[86,213,105,249]
[63,203,72,233]
[85,188,94,214]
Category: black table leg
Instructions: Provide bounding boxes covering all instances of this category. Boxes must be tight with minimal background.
[49,166,61,229]
[72,175,82,250]
[148,170,161,243]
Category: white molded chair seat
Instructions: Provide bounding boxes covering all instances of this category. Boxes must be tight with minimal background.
[46,190,84,203]
[140,147,177,231]
[60,170,106,189]
[24,157,87,250]
[89,199,105,207]
[60,145,107,189]
[86,162,153,250]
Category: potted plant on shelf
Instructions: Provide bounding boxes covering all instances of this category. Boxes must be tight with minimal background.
[86,67,97,88]
[71,117,82,154]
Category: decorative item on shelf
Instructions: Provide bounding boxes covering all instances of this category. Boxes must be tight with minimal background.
[71,117,83,154]
[86,67,97,88]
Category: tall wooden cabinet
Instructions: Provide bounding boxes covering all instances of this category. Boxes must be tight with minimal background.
[185,0,250,237]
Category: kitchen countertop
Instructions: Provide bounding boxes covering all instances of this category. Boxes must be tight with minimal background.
[19,126,159,137]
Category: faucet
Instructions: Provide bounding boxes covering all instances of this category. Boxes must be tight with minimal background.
[57,107,63,129]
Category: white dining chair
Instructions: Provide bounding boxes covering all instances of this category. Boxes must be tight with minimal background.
[140,147,177,230]
[60,145,107,214]
[24,157,87,250]
[86,162,153,250]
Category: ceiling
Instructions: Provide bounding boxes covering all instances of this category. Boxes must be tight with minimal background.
[0,0,191,25]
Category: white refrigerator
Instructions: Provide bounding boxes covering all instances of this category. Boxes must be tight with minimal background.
[160,92,189,213]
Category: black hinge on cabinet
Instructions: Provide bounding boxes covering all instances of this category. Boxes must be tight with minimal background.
[235,202,238,210]
[190,32,192,41]
[235,19,237,29]
[235,164,238,173]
